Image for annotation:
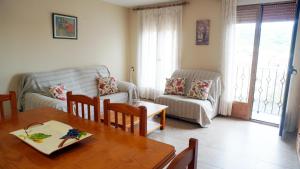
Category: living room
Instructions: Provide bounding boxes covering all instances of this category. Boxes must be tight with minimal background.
[0,0,300,169]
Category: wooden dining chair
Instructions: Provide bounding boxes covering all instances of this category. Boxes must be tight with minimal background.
[167,138,198,169]
[0,91,18,120]
[103,99,147,136]
[67,91,100,122]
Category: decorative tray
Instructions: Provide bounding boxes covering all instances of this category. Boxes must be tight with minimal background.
[10,120,92,155]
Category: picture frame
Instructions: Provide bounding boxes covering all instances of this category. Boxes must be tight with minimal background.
[52,13,78,39]
[196,20,210,45]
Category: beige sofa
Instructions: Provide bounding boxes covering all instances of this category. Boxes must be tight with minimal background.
[155,69,222,127]
[17,65,138,112]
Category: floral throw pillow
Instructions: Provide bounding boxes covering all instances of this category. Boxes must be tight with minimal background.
[188,80,212,100]
[164,78,185,95]
[97,77,118,96]
[49,84,67,101]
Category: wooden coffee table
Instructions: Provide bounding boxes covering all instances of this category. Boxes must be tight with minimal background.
[103,101,168,135]
[132,101,168,134]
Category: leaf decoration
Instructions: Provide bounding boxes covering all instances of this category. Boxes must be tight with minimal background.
[78,131,87,138]
[29,133,52,143]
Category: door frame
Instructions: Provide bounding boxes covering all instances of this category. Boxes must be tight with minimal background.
[279,0,300,136]
[247,5,263,118]
[232,4,263,120]
[232,1,298,129]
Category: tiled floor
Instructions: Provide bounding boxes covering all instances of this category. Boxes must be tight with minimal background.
[148,117,300,169]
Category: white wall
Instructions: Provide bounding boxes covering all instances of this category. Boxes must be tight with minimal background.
[0,0,130,93]
[180,0,222,71]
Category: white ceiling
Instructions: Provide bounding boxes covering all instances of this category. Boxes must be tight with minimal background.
[103,0,178,7]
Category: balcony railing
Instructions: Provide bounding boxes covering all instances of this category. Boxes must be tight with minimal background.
[234,66,287,116]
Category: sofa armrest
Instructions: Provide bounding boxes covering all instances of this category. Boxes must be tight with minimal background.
[117,81,139,102]
[117,81,134,92]
[24,93,67,112]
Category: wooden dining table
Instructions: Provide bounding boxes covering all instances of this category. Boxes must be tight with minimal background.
[0,108,175,169]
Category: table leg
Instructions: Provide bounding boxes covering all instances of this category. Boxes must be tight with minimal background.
[160,109,166,130]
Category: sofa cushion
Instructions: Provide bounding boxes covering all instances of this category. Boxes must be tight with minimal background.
[99,92,128,102]
[97,77,119,96]
[18,65,111,110]
[99,92,128,112]
[155,95,214,127]
[164,78,185,95]
[171,69,222,102]
[187,80,212,100]
[24,93,67,112]
[49,84,67,101]
[76,66,111,97]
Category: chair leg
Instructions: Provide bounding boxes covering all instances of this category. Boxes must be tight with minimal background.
[0,102,4,120]
[188,138,198,169]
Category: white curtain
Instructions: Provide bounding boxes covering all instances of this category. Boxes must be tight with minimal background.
[137,6,182,100]
[219,0,237,116]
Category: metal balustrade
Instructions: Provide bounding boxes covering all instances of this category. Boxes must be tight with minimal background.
[234,66,286,116]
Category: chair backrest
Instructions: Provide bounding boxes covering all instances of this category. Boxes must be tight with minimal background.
[167,138,198,169]
[67,91,100,122]
[0,91,17,120]
[103,99,147,136]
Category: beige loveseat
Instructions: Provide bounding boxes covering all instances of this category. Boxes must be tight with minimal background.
[155,69,222,127]
[17,65,138,112]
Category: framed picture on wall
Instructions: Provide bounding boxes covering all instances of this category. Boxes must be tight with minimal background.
[196,20,210,45]
[52,13,77,39]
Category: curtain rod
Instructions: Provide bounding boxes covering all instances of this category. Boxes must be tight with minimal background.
[132,1,189,11]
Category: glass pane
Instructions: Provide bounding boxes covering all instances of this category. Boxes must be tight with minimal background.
[234,23,256,102]
[252,21,294,124]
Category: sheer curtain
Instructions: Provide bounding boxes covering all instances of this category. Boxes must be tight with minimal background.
[219,0,237,116]
[137,6,182,100]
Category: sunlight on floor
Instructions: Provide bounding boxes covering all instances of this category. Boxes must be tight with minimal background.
[148,117,299,169]
[252,112,280,125]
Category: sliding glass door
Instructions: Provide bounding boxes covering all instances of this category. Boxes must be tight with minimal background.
[233,2,296,127]
[252,21,294,124]
[234,23,256,103]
